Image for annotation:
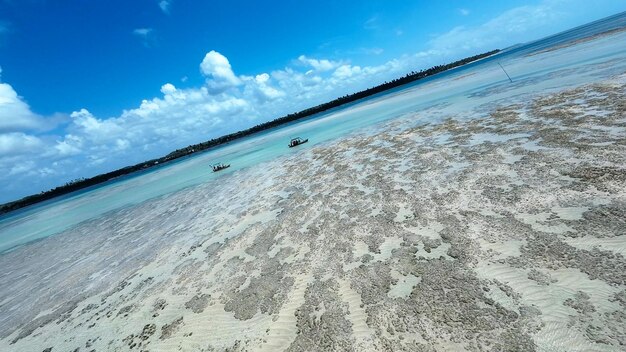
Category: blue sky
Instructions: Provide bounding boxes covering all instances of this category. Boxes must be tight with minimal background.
[0,0,624,203]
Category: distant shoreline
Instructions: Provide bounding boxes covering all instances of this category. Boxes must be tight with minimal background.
[0,49,499,215]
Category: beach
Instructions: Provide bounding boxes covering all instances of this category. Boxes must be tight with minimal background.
[1,26,626,352]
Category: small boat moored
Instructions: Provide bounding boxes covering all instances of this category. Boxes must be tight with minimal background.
[288,137,309,148]
[211,162,230,172]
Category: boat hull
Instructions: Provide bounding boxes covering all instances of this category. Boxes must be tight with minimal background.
[288,139,309,148]
[212,165,230,172]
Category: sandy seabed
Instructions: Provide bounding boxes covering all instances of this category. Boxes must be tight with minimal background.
[1,63,626,351]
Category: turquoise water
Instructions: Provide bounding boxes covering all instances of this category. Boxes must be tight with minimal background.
[1,13,626,253]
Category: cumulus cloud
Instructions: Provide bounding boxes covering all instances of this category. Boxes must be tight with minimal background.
[332,64,362,79]
[297,55,341,72]
[0,68,69,196]
[458,8,470,16]
[0,68,46,133]
[54,135,83,156]
[160,83,176,95]
[0,132,43,157]
[8,160,36,176]
[70,108,124,142]
[241,73,285,102]
[200,50,241,93]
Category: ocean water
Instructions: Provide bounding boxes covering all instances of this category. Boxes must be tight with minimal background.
[0,12,625,253]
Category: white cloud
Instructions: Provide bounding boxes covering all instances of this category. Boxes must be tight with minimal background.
[115,138,130,151]
[255,73,270,84]
[0,68,46,133]
[133,28,155,47]
[432,3,560,52]
[54,135,82,156]
[297,55,341,72]
[241,73,285,102]
[160,83,176,95]
[332,64,362,79]
[159,0,171,14]
[459,8,470,16]
[0,132,43,157]
[8,160,36,176]
[70,108,124,141]
[133,28,152,37]
[200,50,241,93]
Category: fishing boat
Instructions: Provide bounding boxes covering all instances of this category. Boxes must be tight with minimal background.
[288,137,309,148]
[211,162,230,172]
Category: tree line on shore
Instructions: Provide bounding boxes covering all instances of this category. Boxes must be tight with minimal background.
[0,49,499,215]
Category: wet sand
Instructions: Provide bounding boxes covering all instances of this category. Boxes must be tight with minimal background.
[1,65,626,352]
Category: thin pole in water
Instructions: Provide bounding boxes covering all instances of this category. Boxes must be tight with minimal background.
[498,62,513,83]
